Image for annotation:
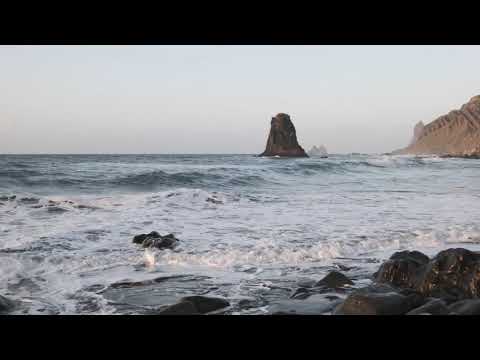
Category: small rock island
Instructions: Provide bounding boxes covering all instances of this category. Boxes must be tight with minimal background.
[259,113,308,157]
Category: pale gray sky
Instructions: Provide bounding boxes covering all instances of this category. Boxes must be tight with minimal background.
[1,45,480,154]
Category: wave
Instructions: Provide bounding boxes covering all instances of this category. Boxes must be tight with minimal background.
[0,154,466,194]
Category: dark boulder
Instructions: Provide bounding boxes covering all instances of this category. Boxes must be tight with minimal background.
[415,248,480,300]
[373,248,480,303]
[290,287,311,300]
[133,231,160,244]
[374,250,429,289]
[0,295,16,313]
[315,271,354,289]
[157,300,200,315]
[259,113,308,157]
[271,294,343,315]
[406,298,450,315]
[448,299,480,315]
[132,231,179,250]
[180,295,230,314]
[334,284,424,315]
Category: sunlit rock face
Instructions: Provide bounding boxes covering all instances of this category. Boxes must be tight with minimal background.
[393,95,480,156]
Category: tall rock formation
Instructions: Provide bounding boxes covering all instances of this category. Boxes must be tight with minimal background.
[394,95,480,156]
[259,113,308,157]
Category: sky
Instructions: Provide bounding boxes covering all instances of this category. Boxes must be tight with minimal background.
[1,45,480,154]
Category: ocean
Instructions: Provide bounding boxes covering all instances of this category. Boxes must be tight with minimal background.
[1,154,480,314]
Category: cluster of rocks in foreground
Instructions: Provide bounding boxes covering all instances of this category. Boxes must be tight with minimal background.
[3,243,480,315]
[150,247,480,315]
[129,233,480,315]
[333,248,480,315]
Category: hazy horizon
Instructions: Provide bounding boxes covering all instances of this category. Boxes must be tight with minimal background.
[1,45,480,154]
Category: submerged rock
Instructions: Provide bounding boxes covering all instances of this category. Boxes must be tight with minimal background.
[315,271,354,289]
[448,299,480,315]
[181,296,230,314]
[0,295,16,313]
[406,298,449,315]
[157,300,200,315]
[271,294,343,315]
[259,113,308,157]
[157,296,230,315]
[132,231,179,250]
[333,284,424,315]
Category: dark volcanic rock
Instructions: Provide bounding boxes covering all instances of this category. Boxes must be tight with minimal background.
[180,296,230,314]
[271,294,343,315]
[259,113,308,157]
[374,250,430,289]
[132,231,179,250]
[315,271,354,289]
[132,232,158,244]
[373,248,480,303]
[406,298,449,315]
[334,284,424,315]
[0,295,16,313]
[157,300,200,315]
[448,299,480,315]
[415,248,480,300]
[157,296,229,315]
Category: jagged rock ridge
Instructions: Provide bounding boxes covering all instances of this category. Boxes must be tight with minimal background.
[259,113,308,157]
[394,95,480,156]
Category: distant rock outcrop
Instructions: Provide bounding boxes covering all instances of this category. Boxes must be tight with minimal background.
[393,95,480,156]
[259,113,308,157]
[308,145,328,157]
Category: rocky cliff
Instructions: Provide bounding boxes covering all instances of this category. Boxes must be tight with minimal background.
[259,113,308,157]
[394,95,480,156]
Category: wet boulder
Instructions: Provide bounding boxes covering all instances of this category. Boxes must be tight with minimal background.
[181,296,230,314]
[406,298,450,315]
[271,294,343,315]
[334,284,424,315]
[132,231,179,250]
[157,300,200,315]
[447,299,480,315]
[0,295,16,313]
[374,250,430,289]
[315,271,354,289]
[415,248,480,300]
[157,296,230,315]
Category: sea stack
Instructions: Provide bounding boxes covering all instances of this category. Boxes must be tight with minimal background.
[259,113,308,157]
[393,95,480,156]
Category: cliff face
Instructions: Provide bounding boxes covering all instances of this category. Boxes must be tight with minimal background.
[395,96,480,156]
[259,113,308,157]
